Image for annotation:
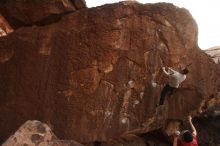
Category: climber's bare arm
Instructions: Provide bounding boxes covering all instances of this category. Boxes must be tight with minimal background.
[167,67,177,74]
[173,137,178,146]
[162,67,170,76]
[189,116,197,136]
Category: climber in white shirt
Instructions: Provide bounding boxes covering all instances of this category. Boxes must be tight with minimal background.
[158,66,189,106]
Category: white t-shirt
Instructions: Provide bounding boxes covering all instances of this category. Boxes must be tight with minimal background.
[163,68,186,88]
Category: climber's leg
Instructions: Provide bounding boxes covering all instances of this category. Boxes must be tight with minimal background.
[159,84,175,105]
[168,86,176,96]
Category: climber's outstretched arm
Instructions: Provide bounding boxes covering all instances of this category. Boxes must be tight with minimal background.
[162,67,170,76]
[188,116,197,136]
[172,136,178,146]
[167,67,178,74]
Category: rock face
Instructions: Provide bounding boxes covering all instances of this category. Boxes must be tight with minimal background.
[0,14,13,36]
[50,140,85,146]
[0,0,220,144]
[196,116,220,146]
[96,131,171,146]
[205,46,220,64]
[0,0,87,28]
[194,93,220,146]
[2,120,57,146]
[2,120,85,146]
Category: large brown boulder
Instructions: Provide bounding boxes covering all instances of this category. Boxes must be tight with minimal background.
[69,0,86,10]
[193,92,220,146]
[0,14,13,36]
[205,46,220,64]
[2,120,57,146]
[0,0,87,28]
[0,1,220,143]
[50,140,85,146]
[2,120,84,146]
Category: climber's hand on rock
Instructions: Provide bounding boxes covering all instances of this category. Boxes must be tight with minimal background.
[188,115,192,121]
[173,130,180,137]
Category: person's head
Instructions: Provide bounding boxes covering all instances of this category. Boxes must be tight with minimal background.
[181,130,193,143]
[181,68,189,74]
